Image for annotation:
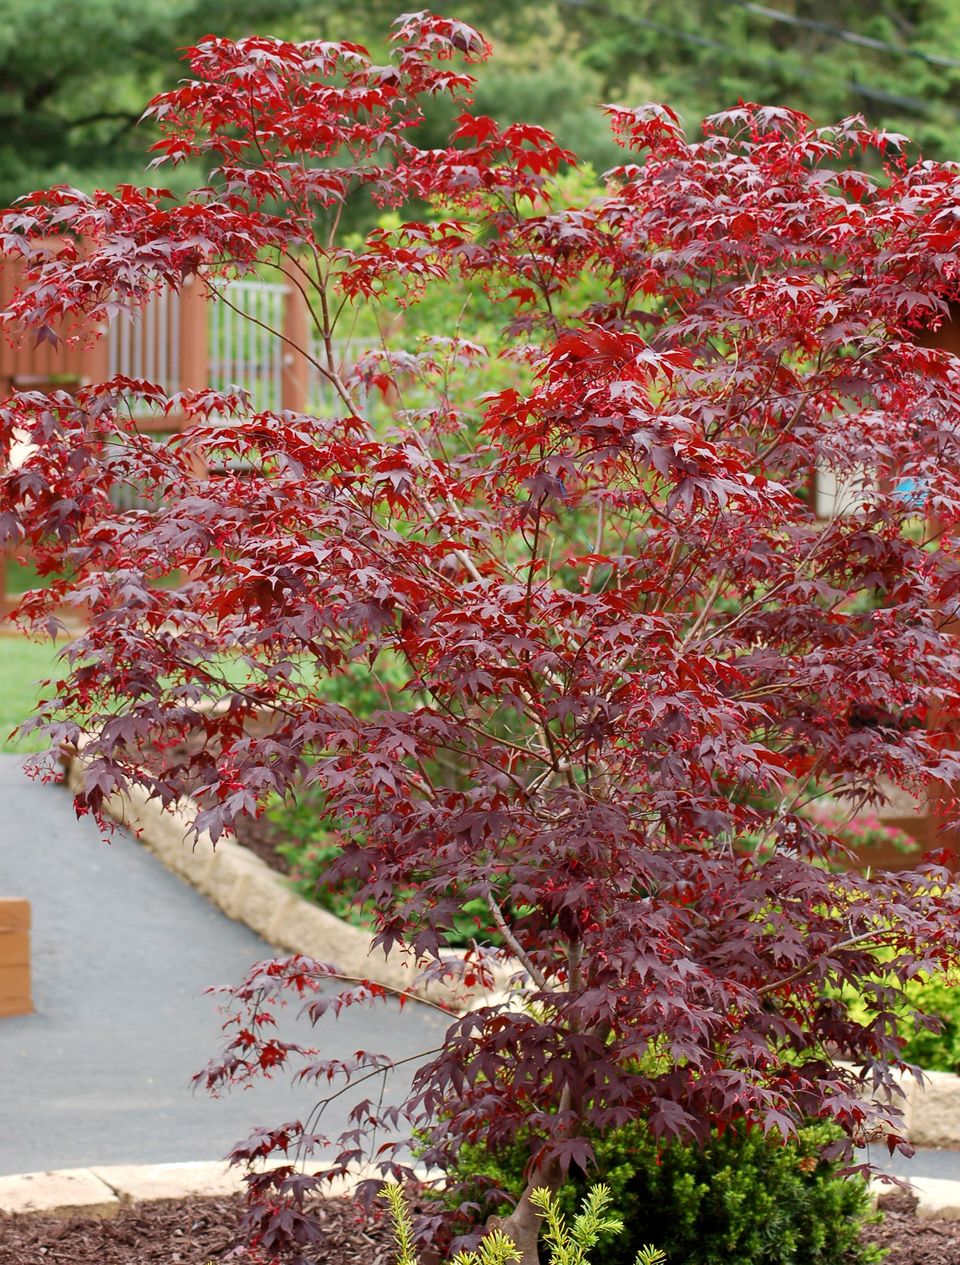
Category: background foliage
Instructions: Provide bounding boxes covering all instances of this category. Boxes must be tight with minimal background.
[901,975,960,1072]
[0,0,303,201]
[4,1,960,204]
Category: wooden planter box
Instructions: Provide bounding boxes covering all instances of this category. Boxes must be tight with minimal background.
[0,899,32,1017]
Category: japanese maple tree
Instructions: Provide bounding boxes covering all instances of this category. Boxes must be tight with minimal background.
[6,12,960,1263]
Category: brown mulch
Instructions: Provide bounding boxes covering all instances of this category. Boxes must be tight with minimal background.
[3,1189,960,1265]
[0,1193,399,1265]
[871,1190,960,1265]
[232,811,291,877]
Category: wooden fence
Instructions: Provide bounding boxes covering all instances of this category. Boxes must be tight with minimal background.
[0,263,376,606]
[0,266,209,419]
[0,257,364,424]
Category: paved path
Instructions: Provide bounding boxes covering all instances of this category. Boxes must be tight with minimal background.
[2,756,960,1186]
[872,1145,960,1180]
[0,755,449,1177]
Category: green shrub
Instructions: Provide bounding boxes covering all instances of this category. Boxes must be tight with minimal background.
[901,973,960,1074]
[450,1121,880,1265]
[838,969,960,1075]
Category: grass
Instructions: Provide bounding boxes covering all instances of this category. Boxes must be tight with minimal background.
[5,557,48,596]
[0,636,68,753]
[0,632,333,756]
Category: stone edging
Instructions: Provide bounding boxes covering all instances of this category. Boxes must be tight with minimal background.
[60,755,511,1012]
[4,1159,960,1222]
[897,1174,960,1220]
[0,1159,373,1217]
[896,1069,960,1149]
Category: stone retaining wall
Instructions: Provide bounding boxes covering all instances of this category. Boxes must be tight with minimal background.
[61,755,511,1012]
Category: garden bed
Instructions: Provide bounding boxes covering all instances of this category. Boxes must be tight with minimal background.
[0,1193,401,1265]
[871,1190,960,1265]
[0,1188,954,1265]
[232,809,292,878]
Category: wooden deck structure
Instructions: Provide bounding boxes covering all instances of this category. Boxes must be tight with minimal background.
[0,255,319,427]
[0,267,208,417]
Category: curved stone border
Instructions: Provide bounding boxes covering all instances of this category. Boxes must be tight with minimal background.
[4,1159,960,1222]
[840,1063,960,1149]
[0,1159,375,1217]
[899,1175,960,1219]
[898,1069,960,1149]
[60,755,512,1012]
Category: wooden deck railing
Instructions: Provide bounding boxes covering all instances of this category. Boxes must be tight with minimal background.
[0,255,325,424]
[1,261,372,612]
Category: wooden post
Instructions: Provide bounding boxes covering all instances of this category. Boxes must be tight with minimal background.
[924,693,960,868]
[927,781,960,868]
[908,306,960,867]
[81,320,110,386]
[282,282,310,414]
[0,899,32,1017]
[178,277,209,410]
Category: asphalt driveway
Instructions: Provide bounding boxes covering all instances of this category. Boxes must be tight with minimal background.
[0,754,449,1176]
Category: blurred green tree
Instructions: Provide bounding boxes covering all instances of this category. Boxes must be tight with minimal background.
[5,1,960,206]
[552,0,960,159]
[0,0,302,203]
[310,0,960,163]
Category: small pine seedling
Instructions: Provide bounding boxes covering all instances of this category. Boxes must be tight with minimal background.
[382,1181,665,1265]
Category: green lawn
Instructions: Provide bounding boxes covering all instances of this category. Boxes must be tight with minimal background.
[0,636,67,753]
[0,633,390,755]
[5,557,47,597]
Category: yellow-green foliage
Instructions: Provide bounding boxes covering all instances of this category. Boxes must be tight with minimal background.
[383,1181,421,1265]
[842,970,960,1075]
[382,1182,664,1265]
[901,973,960,1073]
[530,1186,665,1265]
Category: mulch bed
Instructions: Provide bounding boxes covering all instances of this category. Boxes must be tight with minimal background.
[0,1193,398,1265]
[232,811,291,878]
[870,1190,960,1265]
[3,1189,960,1265]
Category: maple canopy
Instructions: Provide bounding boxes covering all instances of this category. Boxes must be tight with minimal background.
[6,11,960,1263]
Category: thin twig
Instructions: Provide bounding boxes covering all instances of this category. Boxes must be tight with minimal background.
[757,930,895,996]
[486,892,549,990]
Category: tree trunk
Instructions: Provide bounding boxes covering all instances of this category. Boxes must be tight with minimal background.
[488,1056,574,1265]
[487,1167,559,1265]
